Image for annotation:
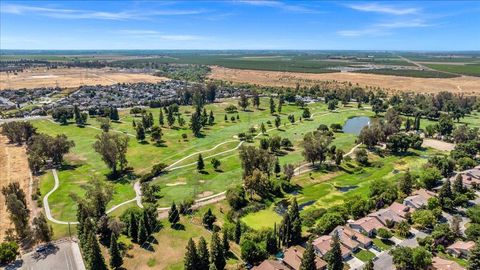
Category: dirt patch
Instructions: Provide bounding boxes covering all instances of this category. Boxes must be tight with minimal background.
[165,182,186,187]
[0,67,169,90]
[0,135,32,240]
[209,66,480,95]
[197,191,214,198]
[422,139,455,151]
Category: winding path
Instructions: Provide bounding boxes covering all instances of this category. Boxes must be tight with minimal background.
[43,107,365,224]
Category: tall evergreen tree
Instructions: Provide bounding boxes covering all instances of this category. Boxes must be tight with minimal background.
[136,123,145,141]
[453,174,464,194]
[198,236,210,270]
[234,220,242,244]
[274,158,281,176]
[202,108,209,126]
[398,170,413,195]
[269,97,276,114]
[85,231,108,270]
[468,242,480,270]
[210,232,226,270]
[222,229,230,256]
[142,209,152,235]
[109,232,123,269]
[326,235,343,270]
[300,241,316,270]
[137,218,148,244]
[168,202,180,226]
[110,107,119,121]
[197,154,205,171]
[260,122,266,134]
[265,230,277,255]
[439,179,454,207]
[191,110,203,137]
[128,212,138,242]
[159,109,164,126]
[253,92,260,109]
[184,238,199,270]
[209,110,215,125]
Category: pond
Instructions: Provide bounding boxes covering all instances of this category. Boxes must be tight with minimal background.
[343,116,370,135]
[274,199,316,215]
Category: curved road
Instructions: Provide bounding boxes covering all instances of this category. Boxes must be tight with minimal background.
[43,107,364,224]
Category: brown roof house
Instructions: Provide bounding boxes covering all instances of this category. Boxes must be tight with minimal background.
[283,246,327,270]
[312,235,352,260]
[447,241,475,258]
[252,260,289,270]
[453,172,480,189]
[330,226,373,252]
[348,216,385,237]
[388,202,412,218]
[429,257,465,270]
[403,189,436,209]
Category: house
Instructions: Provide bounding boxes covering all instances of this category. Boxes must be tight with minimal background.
[312,235,351,259]
[453,172,480,188]
[429,257,465,270]
[369,207,405,226]
[330,226,373,251]
[283,246,327,270]
[388,202,412,218]
[252,260,289,270]
[404,189,436,209]
[447,241,475,258]
[348,216,385,237]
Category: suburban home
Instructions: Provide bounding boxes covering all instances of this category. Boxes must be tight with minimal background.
[368,207,405,226]
[282,246,327,270]
[447,241,476,258]
[388,202,412,218]
[330,226,373,251]
[348,216,385,237]
[252,260,289,270]
[429,257,465,270]
[312,235,352,259]
[403,189,436,209]
[453,172,480,188]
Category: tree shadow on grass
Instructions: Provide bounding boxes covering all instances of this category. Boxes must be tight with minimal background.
[199,170,209,175]
[58,163,80,171]
[171,223,185,230]
[139,140,150,145]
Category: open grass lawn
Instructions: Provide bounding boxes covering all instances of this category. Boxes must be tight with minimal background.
[118,201,242,270]
[241,204,283,231]
[32,97,371,236]
[372,238,395,251]
[354,249,376,262]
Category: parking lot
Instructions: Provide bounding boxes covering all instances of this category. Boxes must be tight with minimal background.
[4,240,85,270]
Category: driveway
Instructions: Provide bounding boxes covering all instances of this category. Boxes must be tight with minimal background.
[5,240,85,270]
[374,252,393,270]
[399,229,428,248]
[346,256,364,270]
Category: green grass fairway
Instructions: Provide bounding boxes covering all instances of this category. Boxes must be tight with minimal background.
[241,205,283,231]
[32,98,372,237]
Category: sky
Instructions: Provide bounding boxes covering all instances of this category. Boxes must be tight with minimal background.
[1,1,479,51]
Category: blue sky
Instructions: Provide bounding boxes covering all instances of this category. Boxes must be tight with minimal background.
[1,1,479,50]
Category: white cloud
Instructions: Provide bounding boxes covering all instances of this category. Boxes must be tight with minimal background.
[113,30,205,41]
[338,19,431,37]
[348,3,419,15]
[0,4,205,20]
[237,0,319,13]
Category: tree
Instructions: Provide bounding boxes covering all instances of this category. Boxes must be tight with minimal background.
[302,108,311,119]
[184,238,199,270]
[328,99,337,111]
[412,209,436,230]
[159,109,165,126]
[210,232,226,270]
[128,212,138,242]
[2,182,31,240]
[354,148,368,165]
[300,241,316,270]
[283,164,295,181]
[244,169,270,198]
[265,230,277,255]
[150,125,163,143]
[109,107,119,121]
[137,217,148,244]
[241,239,266,265]
[211,158,221,170]
[202,209,217,230]
[412,247,432,270]
[33,213,53,243]
[238,93,249,111]
[364,260,374,270]
[190,110,203,137]
[74,105,87,127]
[377,228,393,239]
[260,122,266,134]
[93,132,129,176]
[0,242,19,265]
[396,220,411,238]
[269,97,276,114]
[301,131,332,165]
[398,170,413,195]
[453,174,464,194]
[253,91,260,108]
[96,117,111,132]
[206,82,217,103]
[325,235,343,270]
[208,110,215,125]
[198,236,210,270]
[197,154,205,171]
[235,220,242,244]
[419,167,442,190]
[136,123,146,141]
[438,114,454,136]
[168,202,180,226]
[222,229,230,255]
[274,158,281,175]
[438,179,454,209]
[335,149,344,166]
[274,115,281,129]
[390,246,414,270]
[468,242,480,270]
[85,230,108,270]
[109,232,123,269]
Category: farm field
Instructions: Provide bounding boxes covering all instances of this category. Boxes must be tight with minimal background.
[0,67,167,90]
[209,66,480,95]
[32,98,372,238]
[424,63,480,77]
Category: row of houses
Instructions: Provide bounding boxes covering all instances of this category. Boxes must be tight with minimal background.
[254,186,476,270]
